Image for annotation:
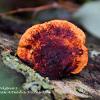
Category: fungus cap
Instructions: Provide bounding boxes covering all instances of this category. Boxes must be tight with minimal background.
[17,20,88,79]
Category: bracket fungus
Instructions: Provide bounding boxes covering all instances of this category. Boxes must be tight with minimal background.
[17,20,88,79]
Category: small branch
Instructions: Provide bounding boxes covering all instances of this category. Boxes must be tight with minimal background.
[0,2,61,16]
[1,51,53,92]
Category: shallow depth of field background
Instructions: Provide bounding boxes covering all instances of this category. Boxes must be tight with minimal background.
[0,0,100,100]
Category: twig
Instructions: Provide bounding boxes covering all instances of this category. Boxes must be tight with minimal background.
[1,51,53,92]
[0,2,61,16]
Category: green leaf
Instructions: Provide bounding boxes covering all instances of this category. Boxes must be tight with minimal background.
[73,1,100,38]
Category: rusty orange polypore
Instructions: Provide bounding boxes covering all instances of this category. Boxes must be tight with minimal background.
[17,20,88,79]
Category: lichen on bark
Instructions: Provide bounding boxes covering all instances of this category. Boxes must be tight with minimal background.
[1,51,53,93]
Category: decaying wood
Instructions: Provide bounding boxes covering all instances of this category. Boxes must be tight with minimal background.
[2,51,53,92]
[0,30,100,100]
